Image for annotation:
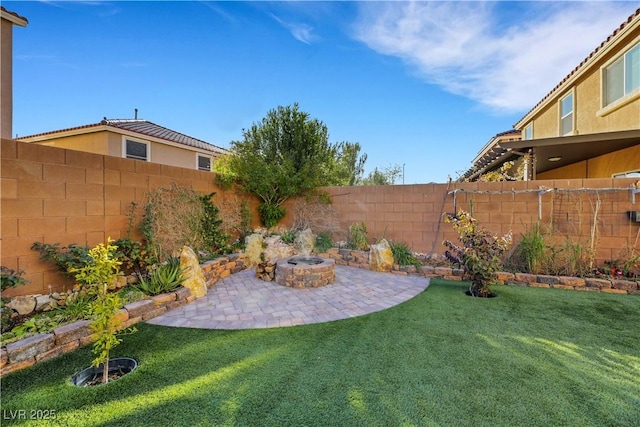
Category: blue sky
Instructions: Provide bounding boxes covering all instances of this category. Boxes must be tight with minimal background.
[6,1,638,184]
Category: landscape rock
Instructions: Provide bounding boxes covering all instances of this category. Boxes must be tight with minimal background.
[34,295,53,312]
[263,235,295,262]
[244,233,265,267]
[369,239,393,272]
[6,295,37,316]
[180,246,208,298]
[294,228,315,256]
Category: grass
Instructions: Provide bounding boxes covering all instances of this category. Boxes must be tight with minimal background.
[2,280,639,426]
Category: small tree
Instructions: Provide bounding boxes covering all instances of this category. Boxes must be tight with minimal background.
[443,211,511,297]
[215,103,366,227]
[71,239,132,384]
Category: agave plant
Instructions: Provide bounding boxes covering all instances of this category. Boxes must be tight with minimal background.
[135,256,187,296]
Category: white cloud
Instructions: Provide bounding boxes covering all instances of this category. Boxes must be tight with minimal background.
[353,1,637,114]
[271,13,317,44]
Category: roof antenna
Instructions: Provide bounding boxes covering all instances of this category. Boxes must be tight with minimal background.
[134,108,138,120]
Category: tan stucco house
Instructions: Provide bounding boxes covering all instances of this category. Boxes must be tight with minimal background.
[17,117,229,172]
[465,7,639,181]
[1,6,28,140]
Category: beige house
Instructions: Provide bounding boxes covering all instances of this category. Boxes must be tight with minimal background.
[17,117,229,172]
[466,8,639,181]
[1,6,28,140]
[460,129,522,181]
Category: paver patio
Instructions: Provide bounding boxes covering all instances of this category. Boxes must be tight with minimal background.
[148,265,430,329]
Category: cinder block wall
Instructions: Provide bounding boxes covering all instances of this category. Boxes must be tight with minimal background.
[283,178,640,265]
[2,138,639,297]
[1,139,258,298]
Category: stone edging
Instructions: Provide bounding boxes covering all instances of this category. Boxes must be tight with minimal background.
[322,248,640,295]
[0,254,248,377]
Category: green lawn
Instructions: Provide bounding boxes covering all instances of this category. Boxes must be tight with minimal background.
[2,280,639,426]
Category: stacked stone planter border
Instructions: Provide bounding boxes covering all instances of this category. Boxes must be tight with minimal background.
[320,248,640,295]
[0,254,248,377]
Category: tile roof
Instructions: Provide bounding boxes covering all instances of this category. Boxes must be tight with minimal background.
[18,118,228,155]
[514,7,640,128]
[101,119,228,155]
[0,6,28,26]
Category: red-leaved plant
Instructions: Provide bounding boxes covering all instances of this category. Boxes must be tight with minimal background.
[443,211,512,297]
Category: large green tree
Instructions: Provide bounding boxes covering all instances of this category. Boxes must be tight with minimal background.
[215,103,366,227]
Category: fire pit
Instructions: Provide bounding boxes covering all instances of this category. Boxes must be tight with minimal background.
[275,256,335,288]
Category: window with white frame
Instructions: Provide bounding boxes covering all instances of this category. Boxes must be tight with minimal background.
[197,154,212,171]
[560,92,574,136]
[124,139,149,161]
[613,170,640,178]
[524,123,533,140]
[604,43,640,107]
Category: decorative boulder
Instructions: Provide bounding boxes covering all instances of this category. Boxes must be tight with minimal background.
[263,235,295,262]
[294,228,315,256]
[244,233,265,267]
[180,246,207,298]
[369,239,394,273]
[7,295,37,316]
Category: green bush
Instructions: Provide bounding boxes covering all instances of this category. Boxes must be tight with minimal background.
[517,223,546,274]
[314,233,333,253]
[31,242,92,279]
[347,222,369,251]
[259,203,286,228]
[280,230,296,245]
[199,193,231,256]
[389,241,422,267]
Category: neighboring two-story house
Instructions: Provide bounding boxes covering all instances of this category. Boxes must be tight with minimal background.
[17,116,229,172]
[465,7,639,181]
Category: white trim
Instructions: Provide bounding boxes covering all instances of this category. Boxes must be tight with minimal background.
[600,39,640,110]
[122,136,150,161]
[196,153,212,171]
[559,90,575,136]
[613,169,640,178]
[524,123,533,140]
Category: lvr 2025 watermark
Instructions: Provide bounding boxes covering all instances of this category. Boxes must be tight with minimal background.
[3,409,57,420]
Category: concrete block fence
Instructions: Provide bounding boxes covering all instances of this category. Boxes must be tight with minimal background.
[0,254,248,377]
[3,138,639,298]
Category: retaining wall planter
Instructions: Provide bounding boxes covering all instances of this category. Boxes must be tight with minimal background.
[0,254,248,377]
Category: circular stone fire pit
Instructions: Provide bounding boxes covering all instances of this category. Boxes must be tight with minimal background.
[275,256,335,288]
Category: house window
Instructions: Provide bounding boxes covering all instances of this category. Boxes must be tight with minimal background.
[124,139,149,161]
[560,92,574,136]
[524,124,533,140]
[197,154,212,171]
[613,170,640,178]
[604,43,640,107]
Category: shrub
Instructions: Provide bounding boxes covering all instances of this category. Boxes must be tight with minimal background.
[389,241,422,267]
[31,242,92,279]
[315,233,333,253]
[140,184,231,260]
[280,230,296,245]
[443,211,511,297]
[258,203,286,228]
[113,237,151,276]
[1,267,29,334]
[347,222,369,251]
[516,223,546,274]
